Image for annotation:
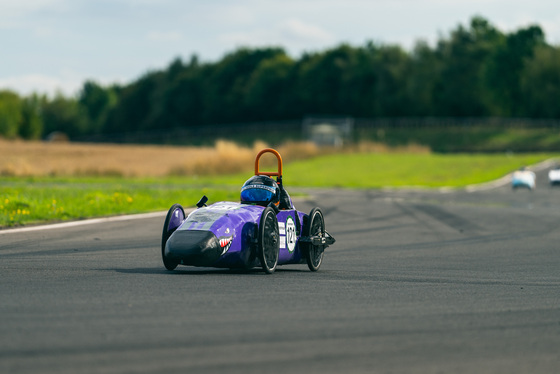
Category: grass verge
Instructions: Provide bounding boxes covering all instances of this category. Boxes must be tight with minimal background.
[1,152,558,228]
[0,176,240,228]
[282,152,558,188]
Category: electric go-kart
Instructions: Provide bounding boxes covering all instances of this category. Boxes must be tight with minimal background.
[548,165,560,186]
[161,148,335,273]
[511,167,536,190]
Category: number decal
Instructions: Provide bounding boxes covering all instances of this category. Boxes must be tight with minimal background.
[286,216,296,252]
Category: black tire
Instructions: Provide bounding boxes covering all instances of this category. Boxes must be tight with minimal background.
[257,207,280,274]
[304,207,325,272]
[161,204,185,271]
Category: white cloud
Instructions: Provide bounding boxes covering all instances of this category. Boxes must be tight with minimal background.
[0,73,74,96]
[208,3,257,25]
[218,18,335,54]
[31,25,57,38]
[0,0,67,19]
[0,0,64,13]
[0,71,124,97]
[146,31,183,42]
[279,18,334,44]
[541,16,560,45]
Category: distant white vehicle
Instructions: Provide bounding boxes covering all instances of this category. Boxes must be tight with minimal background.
[512,168,536,190]
[548,166,560,186]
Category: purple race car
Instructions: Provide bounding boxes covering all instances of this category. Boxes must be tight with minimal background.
[161,148,335,273]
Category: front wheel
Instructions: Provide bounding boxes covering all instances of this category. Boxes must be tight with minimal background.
[304,207,326,271]
[161,204,185,271]
[258,207,280,274]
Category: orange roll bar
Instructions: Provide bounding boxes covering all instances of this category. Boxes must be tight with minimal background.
[254,148,283,178]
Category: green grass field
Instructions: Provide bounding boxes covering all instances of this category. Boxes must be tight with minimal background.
[283,153,555,188]
[0,177,240,228]
[1,152,557,228]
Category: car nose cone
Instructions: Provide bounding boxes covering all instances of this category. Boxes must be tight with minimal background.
[165,230,222,267]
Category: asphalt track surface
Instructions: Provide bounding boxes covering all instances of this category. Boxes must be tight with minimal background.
[1,169,559,374]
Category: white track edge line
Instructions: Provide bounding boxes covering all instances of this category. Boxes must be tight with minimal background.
[464,158,557,192]
[0,209,195,235]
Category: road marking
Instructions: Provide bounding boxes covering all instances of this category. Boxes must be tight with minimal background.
[465,158,556,192]
[0,211,168,235]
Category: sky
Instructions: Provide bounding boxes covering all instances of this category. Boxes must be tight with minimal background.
[1,0,559,97]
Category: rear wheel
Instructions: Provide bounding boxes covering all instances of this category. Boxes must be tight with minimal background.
[304,208,325,272]
[258,207,280,274]
[161,204,185,271]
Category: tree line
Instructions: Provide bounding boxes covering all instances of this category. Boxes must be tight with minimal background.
[1,16,559,141]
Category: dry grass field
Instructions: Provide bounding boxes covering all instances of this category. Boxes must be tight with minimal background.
[0,139,322,177]
[0,138,430,178]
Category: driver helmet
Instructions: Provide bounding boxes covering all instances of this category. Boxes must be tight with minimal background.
[240,175,280,206]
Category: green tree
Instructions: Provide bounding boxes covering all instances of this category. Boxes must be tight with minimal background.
[293,46,351,114]
[0,90,22,138]
[406,40,440,116]
[19,94,44,139]
[244,53,295,120]
[292,43,410,118]
[164,65,206,128]
[104,73,161,134]
[162,57,205,129]
[485,24,544,115]
[365,43,411,116]
[432,16,502,116]
[42,93,88,138]
[520,45,560,118]
[202,47,287,123]
[78,80,118,134]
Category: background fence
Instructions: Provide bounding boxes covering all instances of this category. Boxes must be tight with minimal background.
[74,117,560,152]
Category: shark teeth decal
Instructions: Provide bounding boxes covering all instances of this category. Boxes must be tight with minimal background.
[219,236,233,255]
